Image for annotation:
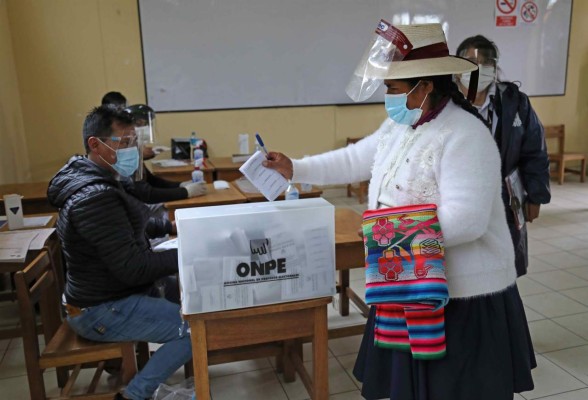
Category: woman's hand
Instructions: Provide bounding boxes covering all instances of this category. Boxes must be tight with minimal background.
[262,151,294,180]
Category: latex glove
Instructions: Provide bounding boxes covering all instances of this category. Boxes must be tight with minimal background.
[183,182,207,198]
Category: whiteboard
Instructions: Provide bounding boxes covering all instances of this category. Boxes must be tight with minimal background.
[138,0,572,112]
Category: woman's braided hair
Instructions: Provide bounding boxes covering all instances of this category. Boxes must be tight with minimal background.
[402,75,491,130]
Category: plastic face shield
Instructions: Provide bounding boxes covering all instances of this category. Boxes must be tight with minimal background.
[134,114,156,181]
[134,112,156,146]
[459,48,497,68]
[100,131,138,151]
[346,20,413,102]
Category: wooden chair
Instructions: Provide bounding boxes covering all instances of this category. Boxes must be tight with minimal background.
[545,124,586,185]
[346,137,368,203]
[14,250,138,400]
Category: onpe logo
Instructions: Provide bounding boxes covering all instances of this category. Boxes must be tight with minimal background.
[236,238,287,278]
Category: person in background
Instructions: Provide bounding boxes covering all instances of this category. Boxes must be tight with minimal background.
[124,103,207,203]
[264,23,535,400]
[455,35,551,277]
[101,91,127,108]
[47,105,192,400]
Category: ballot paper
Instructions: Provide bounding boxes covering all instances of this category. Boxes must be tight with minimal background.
[153,237,178,252]
[239,151,289,201]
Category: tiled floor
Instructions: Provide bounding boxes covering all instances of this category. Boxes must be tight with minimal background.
[2,181,588,399]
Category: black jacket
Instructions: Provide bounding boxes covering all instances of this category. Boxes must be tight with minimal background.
[493,82,551,276]
[47,156,178,307]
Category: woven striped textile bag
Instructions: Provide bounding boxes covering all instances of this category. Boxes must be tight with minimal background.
[362,204,449,359]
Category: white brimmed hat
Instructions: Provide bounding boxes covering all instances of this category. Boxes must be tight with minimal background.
[365,24,477,79]
[346,22,479,102]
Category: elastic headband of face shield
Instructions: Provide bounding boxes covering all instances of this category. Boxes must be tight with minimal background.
[345,21,479,103]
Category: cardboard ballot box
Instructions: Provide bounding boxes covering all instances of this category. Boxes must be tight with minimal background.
[175,198,336,314]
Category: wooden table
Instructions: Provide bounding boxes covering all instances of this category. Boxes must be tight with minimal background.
[184,297,331,400]
[0,213,64,340]
[233,179,323,202]
[333,208,368,335]
[164,183,247,220]
[0,181,56,215]
[146,151,215,183]
[208,157,245,182]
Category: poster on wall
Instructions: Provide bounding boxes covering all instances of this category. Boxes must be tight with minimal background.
[496,0,518,27]
[520,1,540,25]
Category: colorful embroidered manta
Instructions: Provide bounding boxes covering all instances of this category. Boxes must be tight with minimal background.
[362,204,449,360]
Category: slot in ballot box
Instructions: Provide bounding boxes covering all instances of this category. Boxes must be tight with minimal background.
[175,198,336,314]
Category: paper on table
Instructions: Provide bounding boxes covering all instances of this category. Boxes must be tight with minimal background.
[238,151,289,201]
[0,231,36,262]
[151,159,188,167]
[27,228,56,250]
[23,216,52,228]
[0,215,52,228]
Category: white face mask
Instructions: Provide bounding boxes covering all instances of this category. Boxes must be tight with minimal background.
[460,65,496,92]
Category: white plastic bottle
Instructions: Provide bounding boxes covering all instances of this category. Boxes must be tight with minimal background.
[192,144,204,183]
[191,167,204,183]
[285,182,299,200]
[193,147,204,168]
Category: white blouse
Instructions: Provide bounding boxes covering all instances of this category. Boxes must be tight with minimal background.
[292,101,516,299]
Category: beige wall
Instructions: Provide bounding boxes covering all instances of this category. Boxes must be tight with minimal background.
[1,0,585,183]
[0,0,29,184]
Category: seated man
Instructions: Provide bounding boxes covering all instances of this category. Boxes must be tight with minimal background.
[47,105,192,400]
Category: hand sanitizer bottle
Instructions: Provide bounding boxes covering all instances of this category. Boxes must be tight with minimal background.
[285,182,299,200]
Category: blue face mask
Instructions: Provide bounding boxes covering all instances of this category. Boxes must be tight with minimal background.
[99,140,140,177]
[384,82,428,126]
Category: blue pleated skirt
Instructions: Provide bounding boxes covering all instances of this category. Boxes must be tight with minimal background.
[353,284,535,400]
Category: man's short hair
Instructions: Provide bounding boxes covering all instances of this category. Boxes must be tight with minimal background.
[82,105,134,153]
[101,91,127,107]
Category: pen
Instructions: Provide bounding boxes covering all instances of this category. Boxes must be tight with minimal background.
[255,133,269,156]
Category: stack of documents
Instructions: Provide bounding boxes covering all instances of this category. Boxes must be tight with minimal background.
[0,228,55,263]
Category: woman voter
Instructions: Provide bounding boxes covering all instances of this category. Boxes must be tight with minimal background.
[264,23,535,400]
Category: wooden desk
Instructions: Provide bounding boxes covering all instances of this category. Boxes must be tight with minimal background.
[164,183,247,220]
[233,179,323,202]
[0,213,64,340]
[184,297,331,400]
[146,151,215,183]
[0,181,56,215]
[208,157,244,182]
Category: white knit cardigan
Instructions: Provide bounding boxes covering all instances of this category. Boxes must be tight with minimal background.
[292,102,516,299]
